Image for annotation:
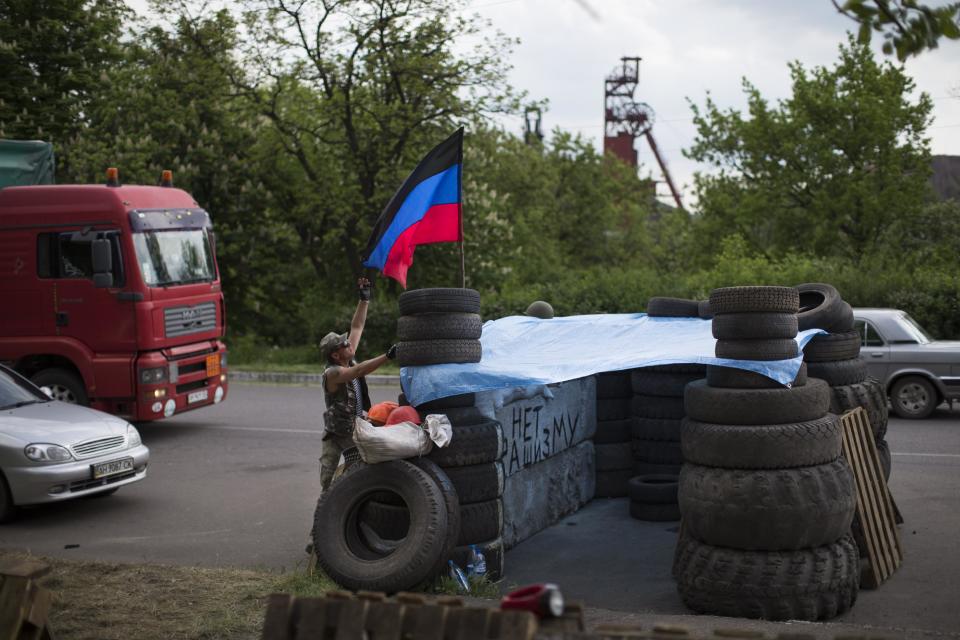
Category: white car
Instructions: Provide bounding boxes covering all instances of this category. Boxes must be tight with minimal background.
[0,364,149,521]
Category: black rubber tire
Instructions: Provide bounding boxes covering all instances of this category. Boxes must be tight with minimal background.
[595,443,633,471]
[594,419,632,444]
[709,286,799,314]
[598,398,631,421]
[631,439,683,465]
[407,458,460,580]
[715,338,799,361]
[889,375,937,420]
[631,417,682,441]
[685,378,830,426]
[631,394,686,420]
[597,371,633,398]
[803,331,861,362]
[444,462,503,504]
[428,420,503,467]
[706,363,807,389]
[0,473,17,523]
[634,462,682,476]
[629,501,681,521]
[410,392,476,411]
[712,312,798,340]
[595,469,633,497]
[679,460,856,551]
[681,414,842,469]
[675,534,860,621]
[398,288,481,316]
[642,364,707,375]
[458,499,502,547]
[630,370,704,397]
[313,460,448,592]
[433,406,485,426]
[796,283,846,331]
[397,339,481,366]
[30,368,88,405]
[833,301,855,332]
[449,537,504,581]
[830,378,889,438]
[627,474,678,504]
[806,358,868,386]
[876,439,891,481]
[647,297,701,317]
[397,313,482,341]
[697,299,713,319]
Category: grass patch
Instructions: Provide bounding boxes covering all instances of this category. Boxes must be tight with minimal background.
[3,550,499,639]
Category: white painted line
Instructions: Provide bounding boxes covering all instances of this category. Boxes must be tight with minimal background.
[892,452,960,459]
[155,424,321,435]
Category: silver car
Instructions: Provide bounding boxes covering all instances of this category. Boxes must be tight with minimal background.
[0,364,149,521]
[854,308,960,419]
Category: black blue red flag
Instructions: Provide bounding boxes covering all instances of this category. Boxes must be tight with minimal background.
[362,128,463,287]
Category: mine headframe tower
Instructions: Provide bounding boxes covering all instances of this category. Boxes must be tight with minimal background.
[603,56,683,210]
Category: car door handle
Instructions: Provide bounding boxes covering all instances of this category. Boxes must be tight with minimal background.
[869,353,884,358]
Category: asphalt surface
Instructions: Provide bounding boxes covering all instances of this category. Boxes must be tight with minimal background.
[1,382,958,637]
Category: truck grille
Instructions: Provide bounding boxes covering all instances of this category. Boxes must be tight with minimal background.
[72,436,126,459]
[164,302,216,338]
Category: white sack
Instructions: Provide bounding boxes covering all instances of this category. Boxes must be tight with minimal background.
[352,416,433,464]
[424,414,453,449]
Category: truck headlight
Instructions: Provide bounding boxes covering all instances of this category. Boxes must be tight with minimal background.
[139,366,168,384]
[25,444,73,463]
[220,352,227,367]
[127,425,142,448]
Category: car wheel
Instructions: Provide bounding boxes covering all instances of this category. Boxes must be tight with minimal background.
[30,368,89,405]
[0,472,17,523]
[890,376,938,419]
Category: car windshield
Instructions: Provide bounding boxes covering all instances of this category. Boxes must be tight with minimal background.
[0,369,46,410]
[133,229,216,287]
[900,313,933,344]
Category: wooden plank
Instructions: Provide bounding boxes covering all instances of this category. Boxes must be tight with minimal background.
[294,599,329,640]
[490,610,536,640]
[261,593,295,640]
[364,601,404,640]
[454,607,491,640]
[840,407,903,589]
[0,561,49,581]
[333,599,369,640]
[411,604,449,640]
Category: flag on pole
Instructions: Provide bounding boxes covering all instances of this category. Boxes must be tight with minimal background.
[362,128,463,288]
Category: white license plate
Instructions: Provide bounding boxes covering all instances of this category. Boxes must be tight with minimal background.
[188,389,209,404]
[91,457,134,479]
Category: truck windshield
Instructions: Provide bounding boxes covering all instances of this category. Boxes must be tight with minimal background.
[900,313,933,344]
[133,229,216,287]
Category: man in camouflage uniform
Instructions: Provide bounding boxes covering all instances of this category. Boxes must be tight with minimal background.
[317,277,397,491]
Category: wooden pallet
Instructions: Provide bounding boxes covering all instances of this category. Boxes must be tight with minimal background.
[0,559,54,640]
[840,407,903,589]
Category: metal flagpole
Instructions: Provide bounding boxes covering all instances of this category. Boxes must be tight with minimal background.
[457,127,465,288]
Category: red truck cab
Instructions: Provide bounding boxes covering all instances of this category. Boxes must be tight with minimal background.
[0,178,228,421]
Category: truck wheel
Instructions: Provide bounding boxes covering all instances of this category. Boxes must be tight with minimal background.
[31,368,88,405]
[890,376,938,419]
[0,473,17,523]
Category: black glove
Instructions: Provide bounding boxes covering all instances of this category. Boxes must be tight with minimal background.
[386,344,398,360]
[357,277,371,301]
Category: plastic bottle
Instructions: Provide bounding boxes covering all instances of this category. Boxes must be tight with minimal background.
[469,544,487,578]
[448,559,470,593]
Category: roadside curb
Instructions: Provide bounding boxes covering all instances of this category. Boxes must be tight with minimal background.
[228,370,400,386]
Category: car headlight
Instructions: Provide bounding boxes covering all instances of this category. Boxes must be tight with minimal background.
[139,366,168,384]
[127,425,142,448]
[24,444,73,463]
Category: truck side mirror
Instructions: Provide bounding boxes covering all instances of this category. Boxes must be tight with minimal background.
[92,238,114,289]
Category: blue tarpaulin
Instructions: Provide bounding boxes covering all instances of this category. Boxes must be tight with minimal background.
[400,313,823,407]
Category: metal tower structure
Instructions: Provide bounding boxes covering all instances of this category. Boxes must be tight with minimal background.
[603,56,683,210]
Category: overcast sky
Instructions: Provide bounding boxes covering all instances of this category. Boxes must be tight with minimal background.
[464,0,960,206]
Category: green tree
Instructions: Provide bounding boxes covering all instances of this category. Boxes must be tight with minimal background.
[0,0,127,147]
[685,36,933,262]
[833,0,960,60]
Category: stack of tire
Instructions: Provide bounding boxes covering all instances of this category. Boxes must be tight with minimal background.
[594,371,634,497]
[368,391,506,581]
[625,297,709,520]
[396,288,483,366]
[676,285,860,621]
[797,283,891,481]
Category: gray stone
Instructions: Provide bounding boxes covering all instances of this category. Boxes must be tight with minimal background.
[476,377,597,477]
[501,440,596,549]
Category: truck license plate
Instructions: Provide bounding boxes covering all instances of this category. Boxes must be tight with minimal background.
[188,389,209,404]
[206,354,220,377]
[92,457,134,479]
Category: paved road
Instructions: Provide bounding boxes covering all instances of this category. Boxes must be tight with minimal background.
[1,383,958,635]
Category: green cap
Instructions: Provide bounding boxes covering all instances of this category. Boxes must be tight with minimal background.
[525,300,554,319]
[319,331,349,362]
